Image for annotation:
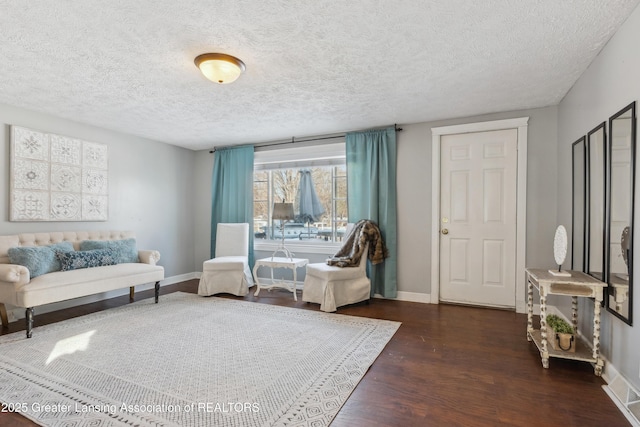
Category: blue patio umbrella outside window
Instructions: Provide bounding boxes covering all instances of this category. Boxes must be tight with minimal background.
[296,169,325,239]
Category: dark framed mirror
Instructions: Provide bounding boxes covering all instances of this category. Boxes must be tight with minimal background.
[586,122,607,281]
[606,101,636,325]
[572,136,587,271]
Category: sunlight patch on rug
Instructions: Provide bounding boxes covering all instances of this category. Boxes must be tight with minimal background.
[45,329,96,365]
[0,292,400,426]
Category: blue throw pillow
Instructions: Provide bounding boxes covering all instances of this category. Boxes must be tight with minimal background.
[79,238,138,264]
[8,242,75,278]
[56,249,118,271]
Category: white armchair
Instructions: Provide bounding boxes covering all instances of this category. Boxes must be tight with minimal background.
[302,241,370,312]
[198,223,254,297]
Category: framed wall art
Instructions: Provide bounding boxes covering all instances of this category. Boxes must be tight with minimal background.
[10,126,108,221]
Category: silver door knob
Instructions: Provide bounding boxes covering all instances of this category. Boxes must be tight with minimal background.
[442,229,449,235]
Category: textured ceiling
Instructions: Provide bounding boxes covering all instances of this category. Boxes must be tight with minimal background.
[0,1,638,151]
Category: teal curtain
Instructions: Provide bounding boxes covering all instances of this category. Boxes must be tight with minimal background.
[210,145,254,266]
[346,127,397,298]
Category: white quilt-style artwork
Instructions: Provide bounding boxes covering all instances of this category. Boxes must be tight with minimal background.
[10,126,108,221]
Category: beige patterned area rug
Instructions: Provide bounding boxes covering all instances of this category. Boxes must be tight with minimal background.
[0,292,400,426]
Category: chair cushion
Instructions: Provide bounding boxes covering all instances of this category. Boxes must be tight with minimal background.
[305,262,364,280]
[203,256,248,271]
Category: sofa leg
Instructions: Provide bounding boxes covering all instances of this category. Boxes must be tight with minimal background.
[129,286,135,301]
[0,303,8,327]
[26,308,34,338]
[155,281,160,303]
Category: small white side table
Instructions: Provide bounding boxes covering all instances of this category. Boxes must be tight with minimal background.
[253,257,309,301]
[525,268,607,376]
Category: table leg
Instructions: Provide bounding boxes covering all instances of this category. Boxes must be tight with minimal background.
[593,297,604,376]
[270,266,275,292]
[527,279,533,341]
[539,288,549,368]
[292,266,298,301]
[571,296,578,333]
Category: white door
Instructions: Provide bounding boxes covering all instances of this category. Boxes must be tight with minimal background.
[439,129,518,308]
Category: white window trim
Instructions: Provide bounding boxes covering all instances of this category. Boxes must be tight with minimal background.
[255,142,346,170]
[254,240,342,255]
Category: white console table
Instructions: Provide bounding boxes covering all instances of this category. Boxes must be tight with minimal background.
[525,268,607,376]
[253,257,308,301]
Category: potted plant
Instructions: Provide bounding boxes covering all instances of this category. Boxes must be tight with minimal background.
[546,314,576,352]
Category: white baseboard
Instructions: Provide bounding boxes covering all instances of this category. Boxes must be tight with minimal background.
[7,272,198,322]
[604,362,621,390]
[373,291,432,304]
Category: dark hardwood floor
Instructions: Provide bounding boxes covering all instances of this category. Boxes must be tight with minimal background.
[0,280,630,426]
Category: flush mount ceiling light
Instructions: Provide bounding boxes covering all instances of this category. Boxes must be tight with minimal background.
[194,53,246,84]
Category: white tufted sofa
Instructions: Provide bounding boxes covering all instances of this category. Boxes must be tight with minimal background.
[0,231,164,338]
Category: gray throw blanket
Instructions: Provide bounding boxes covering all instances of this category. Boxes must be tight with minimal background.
[326,219,388,267]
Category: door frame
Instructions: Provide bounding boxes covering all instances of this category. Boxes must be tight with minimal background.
[430,117,529,312]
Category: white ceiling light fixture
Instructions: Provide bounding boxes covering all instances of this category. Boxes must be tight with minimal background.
[194,53,246,84]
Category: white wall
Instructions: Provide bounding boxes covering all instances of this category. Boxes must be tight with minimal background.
[193,149,213,264]
[557,5,640,390]
[0,103,197,277]
[193,105,560,298]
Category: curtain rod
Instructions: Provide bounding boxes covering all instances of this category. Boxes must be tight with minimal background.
[209,124,403,153]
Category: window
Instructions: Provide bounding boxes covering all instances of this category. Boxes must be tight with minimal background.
[253,142,347,245]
